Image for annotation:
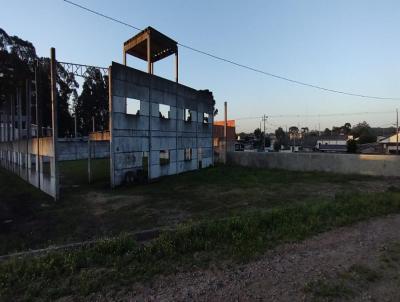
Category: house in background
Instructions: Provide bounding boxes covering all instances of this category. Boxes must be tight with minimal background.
[378,133,400,154]
[315,135,350,153]
[358,142,384,154]
[301,136,318,152]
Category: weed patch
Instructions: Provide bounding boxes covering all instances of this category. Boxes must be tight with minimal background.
[2,192,400,300]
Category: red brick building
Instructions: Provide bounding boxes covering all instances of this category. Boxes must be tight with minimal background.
[213,120,236,161]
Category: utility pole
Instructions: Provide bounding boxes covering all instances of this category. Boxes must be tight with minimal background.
[262,114,267,152]
[397,109,399,155]
[224,101,227,164]
[50,47,59,200]
[34,59,40,189]
[74,114,77,138]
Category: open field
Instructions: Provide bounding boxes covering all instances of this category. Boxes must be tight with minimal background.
[3,163,400,300]
[2,161,400,256]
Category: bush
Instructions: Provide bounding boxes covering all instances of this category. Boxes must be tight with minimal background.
[347,139,358,153]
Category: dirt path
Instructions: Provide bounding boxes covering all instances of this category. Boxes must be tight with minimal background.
[101,214,400,302]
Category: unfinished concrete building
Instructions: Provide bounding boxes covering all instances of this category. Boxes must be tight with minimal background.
[110,27,215,186]
[0,27,215,198]
[0,49,59,198]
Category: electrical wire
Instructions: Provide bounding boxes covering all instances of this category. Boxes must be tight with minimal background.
[232,110,394,121]
[63,0,400,101]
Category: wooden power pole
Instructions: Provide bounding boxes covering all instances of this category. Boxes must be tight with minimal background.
[224,101,227,164]
[50,48,59,200]
[397,109,399,155]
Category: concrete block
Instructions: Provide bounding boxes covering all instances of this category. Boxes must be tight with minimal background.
[126,83,150,101]
[112,96,126,113]
[151,103,159,117]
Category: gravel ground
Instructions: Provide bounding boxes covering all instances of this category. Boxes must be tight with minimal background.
[95,214,400,302]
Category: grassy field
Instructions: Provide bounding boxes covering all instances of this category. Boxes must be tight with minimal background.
[2,162,400,299]
[1,161,400,255]
[3,189,400,300]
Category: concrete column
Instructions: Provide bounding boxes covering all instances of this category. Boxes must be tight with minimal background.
[0,111,3,142]
[35,153,39,173]
[88,136,91,184]
[17,87,22,141]
[108,66,115,187]
[34,60,41,139]
[26,79,32,181]
[50,47,59,200]
[6,102,9,142]
[74,114,77,138]
[11,95,15,141]
[39,154,43,187]
[5,108,8,142]
[17,87,22,175]
[26,79,32,139]
[175,51,179,83]
[147,36,152,180]
[147,35,152,74]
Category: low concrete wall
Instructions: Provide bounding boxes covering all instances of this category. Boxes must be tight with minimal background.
[227,151,400,177]
[58,139,109,161]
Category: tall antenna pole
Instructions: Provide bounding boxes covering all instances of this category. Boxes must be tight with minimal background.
[397,108,399,155]
[263,114,267,152]
[224,101,227,164]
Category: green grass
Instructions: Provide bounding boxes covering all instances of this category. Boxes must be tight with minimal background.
[2,191,400,300]
[60,158,110,187]
[0,163,396,255]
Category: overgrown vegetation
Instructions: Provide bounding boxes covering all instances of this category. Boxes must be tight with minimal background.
[0,164,397,255]
[2,191,400,300]
[0,27,109,136]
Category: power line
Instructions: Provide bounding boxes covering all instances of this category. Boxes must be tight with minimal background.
[232,110,394,121]
[63,0,400,101]
[63,0,141,31]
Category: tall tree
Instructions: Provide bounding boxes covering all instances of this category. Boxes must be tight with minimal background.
[0,28,78,137]
[275,127,287,149]
[74,67,109,135]
[352,121,376,144]
[301,127,309,135]
[289,126,299,138]
[342,122,352,135]
[323,128,332,136]
[254,128,262,140]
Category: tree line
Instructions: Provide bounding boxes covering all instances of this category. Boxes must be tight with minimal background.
[238,121,393,152]
[0,28,108,137]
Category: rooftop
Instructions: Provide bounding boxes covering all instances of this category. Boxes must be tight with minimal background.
[123,26,178,63]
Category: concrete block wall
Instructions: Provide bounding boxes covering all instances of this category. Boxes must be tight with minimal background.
[227,151,400,177]
[0,137,57,198]
[110,62,214,186]
[58,139,109,161]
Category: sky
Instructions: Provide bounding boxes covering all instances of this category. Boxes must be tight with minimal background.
[1,0,400,132]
